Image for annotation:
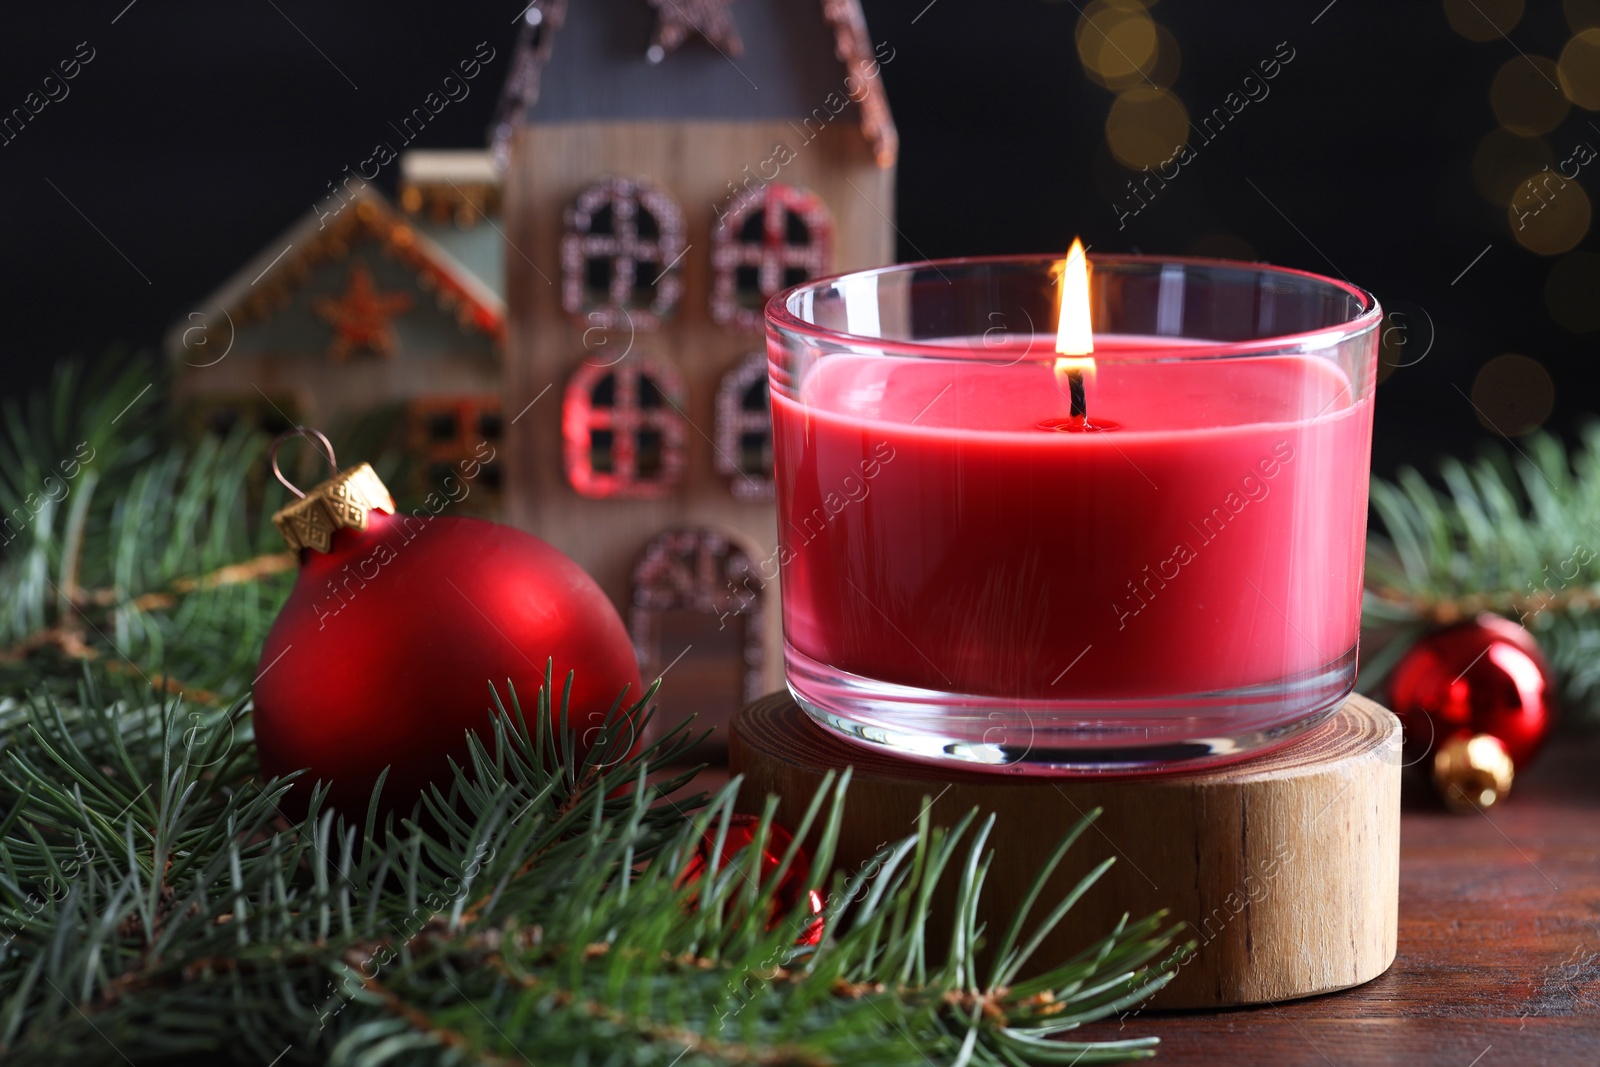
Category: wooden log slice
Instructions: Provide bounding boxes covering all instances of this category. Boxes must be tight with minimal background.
[730,692,1401,1009]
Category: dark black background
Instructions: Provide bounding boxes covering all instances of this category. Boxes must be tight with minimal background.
[2,0,1594,477]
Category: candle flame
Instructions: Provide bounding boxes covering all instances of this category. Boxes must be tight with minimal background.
[1055,238,1093,358]
[1054,238,1093,418]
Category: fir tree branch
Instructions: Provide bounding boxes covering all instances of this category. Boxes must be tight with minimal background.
[0,362,1182,1064]
[1363,426,1600,719]
[0,671,1181,1066]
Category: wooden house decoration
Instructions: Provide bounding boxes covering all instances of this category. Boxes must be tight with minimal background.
[170,0,897,757]
[165,168,509,510]
[497,0,895,754]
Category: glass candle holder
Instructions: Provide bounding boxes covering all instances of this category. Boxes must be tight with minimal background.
[766,254,1381,774]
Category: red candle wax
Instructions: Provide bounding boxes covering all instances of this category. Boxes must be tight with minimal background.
[771,337,1372,701]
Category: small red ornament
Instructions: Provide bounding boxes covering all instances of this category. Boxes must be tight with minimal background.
[678,814,826,946]
[252,432,643,814]
[1387,614,1557,810]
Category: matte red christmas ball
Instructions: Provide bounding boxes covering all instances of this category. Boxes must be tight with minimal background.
[1387,613,1556,772]
[252,456,642,814]
[678,814,826,946]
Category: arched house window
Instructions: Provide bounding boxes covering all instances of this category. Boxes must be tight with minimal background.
[715,351,774,500]
[563,354,687,498]
[561,176,686,331]
[710,183,832,331]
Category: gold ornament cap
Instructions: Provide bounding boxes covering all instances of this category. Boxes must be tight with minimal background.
[1432,733,1514,813]
[269,429,395,553]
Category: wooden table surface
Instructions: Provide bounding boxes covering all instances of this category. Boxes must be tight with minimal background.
[1069,728,1600,1066]
[687,729,1600,1066]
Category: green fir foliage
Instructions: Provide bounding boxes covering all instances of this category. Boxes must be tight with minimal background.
[1363,426,1600,719]
[0,363,1184,1064]
[0,357,293,701]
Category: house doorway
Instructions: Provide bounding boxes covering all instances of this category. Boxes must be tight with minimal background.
[630,528,763,760]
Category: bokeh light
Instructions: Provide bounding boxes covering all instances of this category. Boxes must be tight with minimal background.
[1075,2,1157,86]
[1490,57,1569,135]
[1444,0,1524,41]
[1106,87,1190,169]
[1082,21,1182,91]
[1508,176,1591,253]
[1558,29,1600,108]
[1544,251,1600,331]
[1471,354,1555,435]
[1145,26,1183,90]
[1566,0,1600,31]
[1472,129,1553,204]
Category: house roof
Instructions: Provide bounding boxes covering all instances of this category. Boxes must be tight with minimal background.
[401,151,499,185]
[163,186,505,360]
[397,151,508,303]
[488,0,896,169]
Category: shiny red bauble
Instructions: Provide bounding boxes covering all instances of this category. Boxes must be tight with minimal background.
[678,814,826,946]
[253,509,642,814]
[1387,614,1556,768]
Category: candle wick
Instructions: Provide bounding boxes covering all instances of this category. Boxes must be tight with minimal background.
[1067,368,1087,420]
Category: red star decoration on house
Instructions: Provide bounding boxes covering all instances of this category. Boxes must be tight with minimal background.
[645,0,743,63]
[313,263,413,361]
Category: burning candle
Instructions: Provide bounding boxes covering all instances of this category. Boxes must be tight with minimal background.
[767,251,1380,773]
[1054,238,1094,423]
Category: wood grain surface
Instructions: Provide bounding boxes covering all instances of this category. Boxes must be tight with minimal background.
[729,692,1402,1009]
[1069,727,1600,1065]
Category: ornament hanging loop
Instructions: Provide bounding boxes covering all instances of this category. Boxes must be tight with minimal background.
[270,427,338,499]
